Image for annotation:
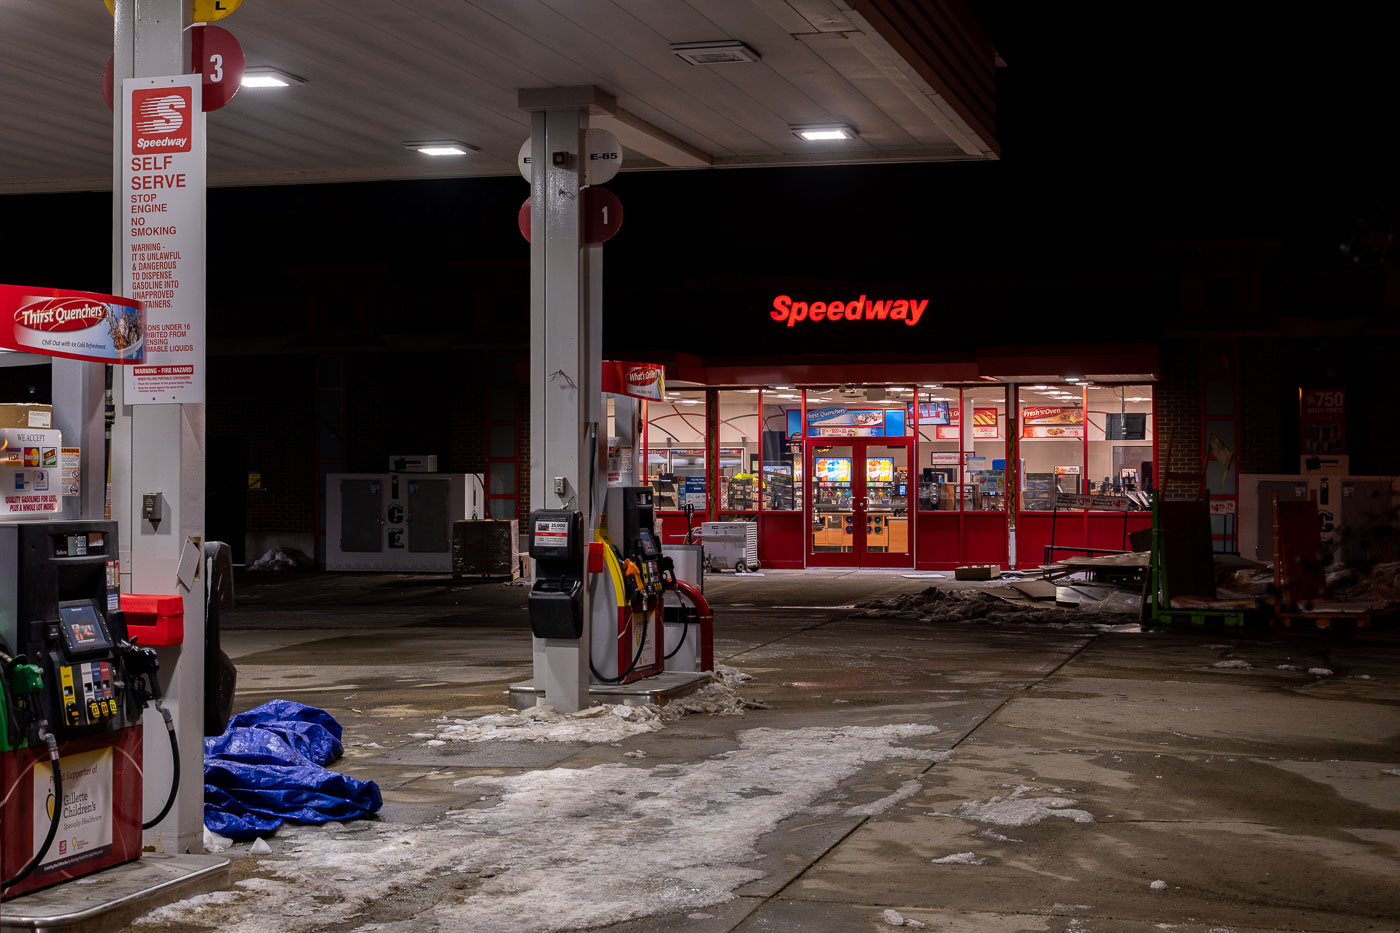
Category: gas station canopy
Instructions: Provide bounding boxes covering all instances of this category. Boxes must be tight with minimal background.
[0,0,998,194]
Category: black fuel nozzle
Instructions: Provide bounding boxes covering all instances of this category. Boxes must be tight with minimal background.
[659,555,678,589]
[118,640,163,707]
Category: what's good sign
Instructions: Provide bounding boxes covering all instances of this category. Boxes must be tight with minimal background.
[771,294,927,327]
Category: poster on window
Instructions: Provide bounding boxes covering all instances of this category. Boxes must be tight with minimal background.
[935,406,959,440]
[972,408,998,439]
[1299,388,1345,455]
[1021,406,1083,438]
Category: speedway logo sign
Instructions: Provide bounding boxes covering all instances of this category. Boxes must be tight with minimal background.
[770,294,928,327]
[1,285,144,364]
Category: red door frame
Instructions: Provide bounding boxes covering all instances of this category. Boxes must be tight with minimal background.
[805,437,914,569]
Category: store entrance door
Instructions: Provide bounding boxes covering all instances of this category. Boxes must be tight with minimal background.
[806,439,912,568]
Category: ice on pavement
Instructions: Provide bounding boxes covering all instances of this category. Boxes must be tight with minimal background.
[944,784,1095,826]
[428,665,765,745]
[137,723,942,933]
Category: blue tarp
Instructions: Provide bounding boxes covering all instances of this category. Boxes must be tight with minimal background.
[204,699,383,840]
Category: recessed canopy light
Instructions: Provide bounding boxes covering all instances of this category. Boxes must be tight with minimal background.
[241,67,305,88]
[404,139,478,156]
[791,124,857,141]
[670,40,761,65]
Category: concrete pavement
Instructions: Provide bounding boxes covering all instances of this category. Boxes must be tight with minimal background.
[134,568,1399,932]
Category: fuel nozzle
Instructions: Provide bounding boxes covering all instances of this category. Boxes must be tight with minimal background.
[0,643,43,698]
[118,641,163,707]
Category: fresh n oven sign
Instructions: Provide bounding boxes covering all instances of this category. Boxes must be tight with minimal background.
[770,294,928,327]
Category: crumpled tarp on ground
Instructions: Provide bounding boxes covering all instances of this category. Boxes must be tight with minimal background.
[205,699,383,840]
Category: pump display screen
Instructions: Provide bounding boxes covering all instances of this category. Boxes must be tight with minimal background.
[59,601,112,653]
[637,526,661,561]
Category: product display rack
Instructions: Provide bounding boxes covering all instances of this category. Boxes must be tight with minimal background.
[762,465,797,510]
[727,476,758,510]
[1022,472,1055,511]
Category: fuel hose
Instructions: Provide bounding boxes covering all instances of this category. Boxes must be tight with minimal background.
[2,726,62,892]
[143,704,179,830]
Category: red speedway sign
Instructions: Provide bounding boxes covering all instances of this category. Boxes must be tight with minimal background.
[771,294,928,327]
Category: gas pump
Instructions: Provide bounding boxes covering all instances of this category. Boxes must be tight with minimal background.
[589,486,666,684]
[0,520,178,899]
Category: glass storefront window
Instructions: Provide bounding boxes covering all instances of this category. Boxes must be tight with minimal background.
[718,390,760,510]
[761,391,800,510]
[646,388,706,511]
[802,386,914,438]
[916,386,960,511]
[963,386,1007,511]
[1086,385,1154,501]
[1018,384,1086,510]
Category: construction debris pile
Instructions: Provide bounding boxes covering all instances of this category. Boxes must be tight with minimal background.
[855,583,1137,626]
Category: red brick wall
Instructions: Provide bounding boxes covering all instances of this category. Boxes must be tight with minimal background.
[1155,339,1201,497]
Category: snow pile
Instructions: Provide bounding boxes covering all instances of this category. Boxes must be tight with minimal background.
[247,547,316,573]
[431,701,665,744]
[138,724,943,933]
[1211,660,1253,670]
[881,908,928,927]
[931,851,985,864]
[427,666,766,744]
[1150,879,1168,891]
[945,784,1094,826]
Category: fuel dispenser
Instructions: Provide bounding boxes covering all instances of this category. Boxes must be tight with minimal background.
[589,486,666,684]
[0,520,177,899]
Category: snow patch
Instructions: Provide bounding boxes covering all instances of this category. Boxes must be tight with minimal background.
[1382,769,1400,777]
[428,666,765,745]
[140,724,941,933]
[1308,667,1334,676]
[881,908,927,927]
[249,838,272,855]
[973,828,1020,842]
[1150,879,1168,891]
[945,784,1094,826]
[1276,664,1302,671]
[202,826,233,853]
[931,851,985,864]
[1211,660,1252,669]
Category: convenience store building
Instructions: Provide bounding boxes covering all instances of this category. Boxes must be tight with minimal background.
[629,344,1159,571]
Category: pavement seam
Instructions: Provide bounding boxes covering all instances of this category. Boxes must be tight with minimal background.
[729,629,1102,930]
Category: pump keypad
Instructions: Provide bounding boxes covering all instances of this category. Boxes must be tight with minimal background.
[60,661,117,727]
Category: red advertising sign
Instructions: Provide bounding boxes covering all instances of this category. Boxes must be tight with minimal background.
[0,284,145,364]
[1021,406,1083,439]
[935,405,959,440]
[1300,388,1346,455]
[601,362,665,400]
[972,407,999,439]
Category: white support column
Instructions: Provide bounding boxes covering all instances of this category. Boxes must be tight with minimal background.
[521,87,609,713]
[50,360,105,521]
[110,0,205,854]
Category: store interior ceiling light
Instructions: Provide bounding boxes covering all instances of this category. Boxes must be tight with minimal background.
[791,123,857,141]
[670,40,761,65]
[241,67,306,88]
[403,140,478,156]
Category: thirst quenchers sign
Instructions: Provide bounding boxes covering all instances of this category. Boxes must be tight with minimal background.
[0,284,145,364]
